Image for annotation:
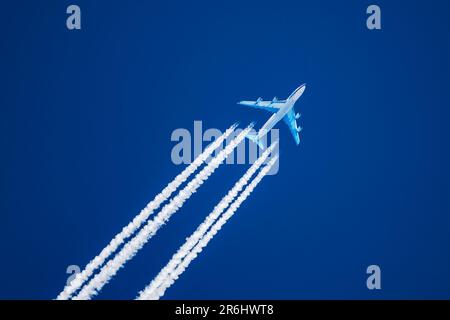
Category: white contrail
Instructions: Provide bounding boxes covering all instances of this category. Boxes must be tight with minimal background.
[136,143,277,298]
[137,155,279,300]
[57,124,237,300]
[73,125,253,300]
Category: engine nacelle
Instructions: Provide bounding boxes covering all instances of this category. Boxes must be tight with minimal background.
[272,96,278,103]
[295,113,301,120]
[296,126,302,133]
[256,97,262,104]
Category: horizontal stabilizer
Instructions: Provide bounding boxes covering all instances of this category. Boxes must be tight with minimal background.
[246,133,266,150]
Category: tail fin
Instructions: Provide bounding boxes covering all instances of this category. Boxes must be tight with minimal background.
[246,133,266,150]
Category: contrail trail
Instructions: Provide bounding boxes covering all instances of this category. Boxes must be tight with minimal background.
[136,143,277,298]
[137,155,279,300]
[73,125,253,300]
[57,124,237,300]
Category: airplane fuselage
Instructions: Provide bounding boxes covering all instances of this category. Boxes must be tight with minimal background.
[256,84,305,140]
[238,83,305,148]
[257,100,294,139]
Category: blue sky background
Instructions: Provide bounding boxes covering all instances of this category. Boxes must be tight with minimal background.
[1,1,450,299]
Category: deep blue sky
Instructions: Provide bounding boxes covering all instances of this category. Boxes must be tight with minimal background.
[1,1,450,299]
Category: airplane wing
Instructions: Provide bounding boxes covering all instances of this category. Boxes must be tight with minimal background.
[238,100,286,113]
[283,109,301,145]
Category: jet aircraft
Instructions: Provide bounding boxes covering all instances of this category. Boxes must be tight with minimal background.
[238,84,306,149]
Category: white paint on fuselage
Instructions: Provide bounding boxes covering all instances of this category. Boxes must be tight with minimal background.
[256,84,305,140]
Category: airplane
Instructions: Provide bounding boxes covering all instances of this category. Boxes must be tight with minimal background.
[237,84,306,149]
